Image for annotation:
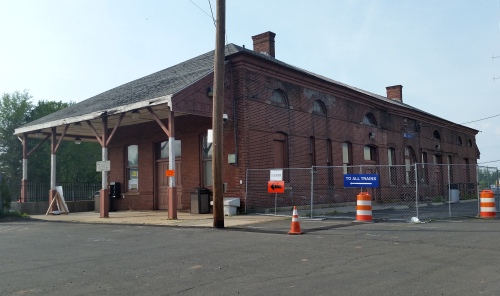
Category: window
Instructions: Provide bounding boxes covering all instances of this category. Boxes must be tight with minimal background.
[433,130,441,140]
[362,113,377,126]
[273,132,289,168]
[464,158,471,182]
[388,148,396,185]
[271,89,288,106]
[326,139,334,187]
[342,142,352,174]
[312,100,327,115]
[364,145,377,162]
[404,146,416,184]
[309,137,316,167]
[157,140,182,159]
[127,145,138,190]
[457,136,462,145]
[420,152,429,184]
[468,139,473,147]
[201,133,212,187]
[448,155,453,183]
[326,139,333,166]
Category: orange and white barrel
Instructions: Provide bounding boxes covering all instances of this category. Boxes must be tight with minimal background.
[479,190,496,218]
[356,192,372,222]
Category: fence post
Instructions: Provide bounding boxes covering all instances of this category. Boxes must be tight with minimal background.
[415,163,419,219]
[310,167,314,219]
[245,169,248,214]
[477,165,480,215]
[447,164,451,217]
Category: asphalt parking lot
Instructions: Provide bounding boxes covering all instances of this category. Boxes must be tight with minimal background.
[2,217,500,296]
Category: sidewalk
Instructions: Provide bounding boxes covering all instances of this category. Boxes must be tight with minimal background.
[30,211,290,228]
[28,210,362,234]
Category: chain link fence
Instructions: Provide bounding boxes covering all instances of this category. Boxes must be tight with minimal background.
[246,164,499,221]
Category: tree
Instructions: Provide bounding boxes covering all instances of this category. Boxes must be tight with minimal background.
[25,100,101,183]
[0,91,102,207]
[0,90,33,203]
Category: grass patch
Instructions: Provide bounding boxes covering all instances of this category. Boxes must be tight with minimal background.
[0,210,30,221]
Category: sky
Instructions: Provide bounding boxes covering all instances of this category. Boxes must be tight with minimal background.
[1,0,499,165]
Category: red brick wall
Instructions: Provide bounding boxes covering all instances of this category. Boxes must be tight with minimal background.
[105,53,478,212]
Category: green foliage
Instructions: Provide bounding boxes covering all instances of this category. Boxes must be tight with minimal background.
[0,210,29,220]
[0,90,101,204]
[25,99,101,183]
[0,176,11,209]
[0,90,33,200]
[477,167,499,190]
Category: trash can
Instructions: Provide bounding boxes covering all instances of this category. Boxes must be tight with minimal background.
[94,191,101,213]
[190,188,210,214]
[449,189,460,203]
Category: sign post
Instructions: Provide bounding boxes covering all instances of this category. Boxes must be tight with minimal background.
[268,180,285,214]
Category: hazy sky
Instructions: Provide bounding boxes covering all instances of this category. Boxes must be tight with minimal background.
[1,0,499,164]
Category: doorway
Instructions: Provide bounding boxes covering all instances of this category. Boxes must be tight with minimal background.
[156,160,182,210]
[155,140,182,210]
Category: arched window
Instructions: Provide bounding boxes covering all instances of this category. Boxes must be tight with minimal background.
[404,146,416,184]
[312,100,327,115]
[468,139,473,147]
[127,145,139,190]
[457,136,462,145]
[433,130,441,140]
[362,113,377,126]
[271,89,288,106]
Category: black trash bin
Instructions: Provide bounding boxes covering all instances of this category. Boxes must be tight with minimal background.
[191,188,210,214]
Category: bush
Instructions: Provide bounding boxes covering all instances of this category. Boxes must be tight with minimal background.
[0,178,11,210]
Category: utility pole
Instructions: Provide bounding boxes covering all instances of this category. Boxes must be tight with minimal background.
[212,0,225,228]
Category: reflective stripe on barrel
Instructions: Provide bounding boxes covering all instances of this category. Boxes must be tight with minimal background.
[356,192,372,222]
[480,190,496,218]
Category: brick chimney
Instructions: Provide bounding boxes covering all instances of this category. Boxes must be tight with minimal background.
[252,31,276,58]
[386,85,403,102]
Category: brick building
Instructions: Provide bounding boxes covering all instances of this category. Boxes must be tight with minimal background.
[14,31,479,216]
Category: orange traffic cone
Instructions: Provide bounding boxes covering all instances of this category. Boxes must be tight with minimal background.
[288,206,303,235]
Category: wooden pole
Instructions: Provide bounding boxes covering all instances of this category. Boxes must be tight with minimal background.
[212,0,225,228]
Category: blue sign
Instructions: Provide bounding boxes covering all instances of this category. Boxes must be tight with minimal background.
[344,174,380,188]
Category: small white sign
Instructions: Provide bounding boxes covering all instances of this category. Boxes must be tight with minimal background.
[207,129,213,144]
[270,169,283,181]
[96,161,110,172]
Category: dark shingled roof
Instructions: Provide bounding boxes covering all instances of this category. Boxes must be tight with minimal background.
[18,44,243,130]
[17,42,474,133]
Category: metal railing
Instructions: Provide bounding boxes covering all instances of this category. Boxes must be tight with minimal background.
[24,181,100,202]
[246,164,499,221]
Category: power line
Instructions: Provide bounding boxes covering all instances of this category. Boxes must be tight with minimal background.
[478,159,500,164]
[208,0,216,27]
[458,113,500,125]
[188,0,215,25]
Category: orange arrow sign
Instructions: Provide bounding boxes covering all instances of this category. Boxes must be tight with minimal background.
[268,181,285,194]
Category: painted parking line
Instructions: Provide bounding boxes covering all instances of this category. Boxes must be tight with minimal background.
[0,227,29,233]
